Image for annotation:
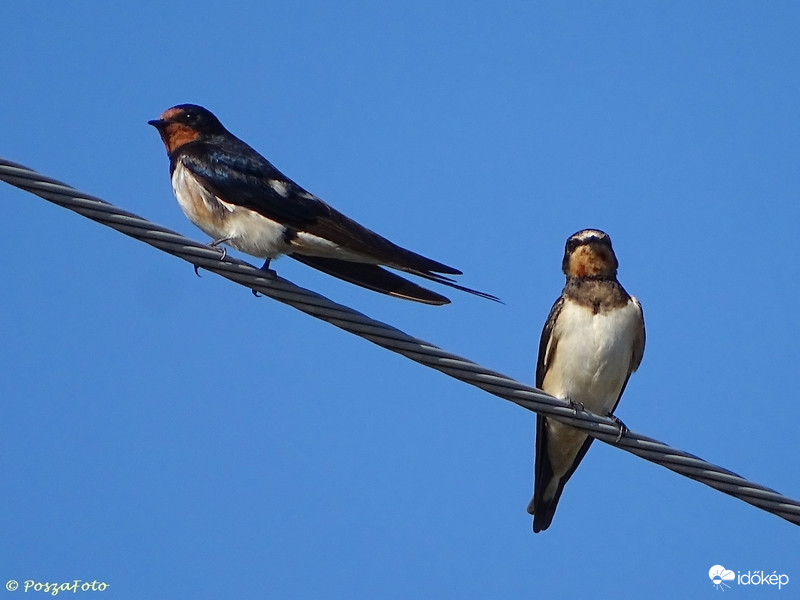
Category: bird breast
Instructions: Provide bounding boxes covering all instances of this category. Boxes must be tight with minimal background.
[543,299,640,414]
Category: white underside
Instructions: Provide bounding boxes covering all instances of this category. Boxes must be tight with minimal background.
[171,162,374,262]
[541,299,642,492]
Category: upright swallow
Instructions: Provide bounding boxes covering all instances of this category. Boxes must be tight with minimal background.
[148,104,498,305]
[528,229,645,532]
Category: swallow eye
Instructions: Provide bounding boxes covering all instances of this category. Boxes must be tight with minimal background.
[182,112,196,123]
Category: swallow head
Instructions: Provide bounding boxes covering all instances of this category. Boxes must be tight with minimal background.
[148,104,226,153]
[562,228,619,280]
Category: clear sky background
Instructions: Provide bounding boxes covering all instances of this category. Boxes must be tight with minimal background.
[2,2,799,598]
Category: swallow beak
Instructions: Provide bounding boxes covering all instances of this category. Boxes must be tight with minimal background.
[148,119,167,129]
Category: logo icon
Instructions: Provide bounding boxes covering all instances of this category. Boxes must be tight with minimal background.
[709,565,735,590]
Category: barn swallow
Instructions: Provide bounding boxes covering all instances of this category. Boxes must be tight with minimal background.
[528,229,645,532]
[148,104,498,305]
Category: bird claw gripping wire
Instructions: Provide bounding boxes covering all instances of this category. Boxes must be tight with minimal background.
[608,414,628,443]
[567,399,584,416]
[251,259,277,296]
[193,239,229,277]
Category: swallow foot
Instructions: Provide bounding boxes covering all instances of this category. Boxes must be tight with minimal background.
[208,243,227,262]
[208,238,229,262]
[567,399,584,415]
[251,259,277,297]
[608,414,628,443]
[209,237,232,251]
[193,238,230,277]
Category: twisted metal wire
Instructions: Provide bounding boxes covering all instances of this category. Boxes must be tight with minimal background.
[2,156,798,526]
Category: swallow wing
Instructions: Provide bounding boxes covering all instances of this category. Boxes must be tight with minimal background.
[174,142,322,227]
[529,296,594,532]
[535,297,564,389]
[530,298,569,527]
[289,255,450,305]
[609,295,646,413]
[290,254,499,303]
[178,142,462,276]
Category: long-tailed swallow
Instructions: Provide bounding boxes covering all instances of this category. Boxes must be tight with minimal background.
[148,104,498,305]
[528,229,645,532]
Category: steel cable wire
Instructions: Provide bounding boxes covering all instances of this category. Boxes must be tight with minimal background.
[2,157,799,526]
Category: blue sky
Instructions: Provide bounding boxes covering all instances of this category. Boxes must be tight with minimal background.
[2,2,799,598]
